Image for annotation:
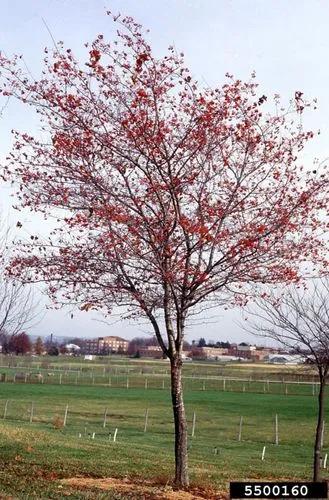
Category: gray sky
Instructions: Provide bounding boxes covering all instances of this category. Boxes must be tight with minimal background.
[1,0,329,343]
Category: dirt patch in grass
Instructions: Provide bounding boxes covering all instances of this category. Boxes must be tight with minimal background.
[62,476,226,499]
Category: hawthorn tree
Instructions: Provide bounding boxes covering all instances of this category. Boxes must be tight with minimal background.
[0,13,328,487]
[246,279,329,481]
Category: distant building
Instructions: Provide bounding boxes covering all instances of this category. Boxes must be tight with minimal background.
[65,343,81,353]
[268,354,304,365]
[228,345,273,361]
[228,345,256,359]
[85,336,129,355]
[139,345,163,359]
[138,345,190,359]
[252,347,273,361]
[189,347,229,360]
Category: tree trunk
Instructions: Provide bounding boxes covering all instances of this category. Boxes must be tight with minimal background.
[313,378,325,481]
[170,355,189,488]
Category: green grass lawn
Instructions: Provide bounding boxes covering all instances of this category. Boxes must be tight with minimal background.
[0,379,328,498]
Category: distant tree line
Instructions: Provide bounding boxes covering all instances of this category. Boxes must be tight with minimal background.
[0,332,88,356]
[0,332,247,357]
[192,338,232,349]
[0,331,32,355]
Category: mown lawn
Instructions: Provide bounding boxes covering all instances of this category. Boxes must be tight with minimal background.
[0,381,328,498]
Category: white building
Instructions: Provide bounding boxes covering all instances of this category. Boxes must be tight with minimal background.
[268,354,304,365]
[65,343,81,354]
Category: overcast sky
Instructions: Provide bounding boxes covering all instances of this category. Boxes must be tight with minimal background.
[1,0,329,343]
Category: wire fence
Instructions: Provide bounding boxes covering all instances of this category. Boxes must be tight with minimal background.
[1,395,328,474]
[0,366,323,397]
[0,355,318,381]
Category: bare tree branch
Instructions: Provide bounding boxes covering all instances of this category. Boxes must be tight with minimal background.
[244,278,329,481]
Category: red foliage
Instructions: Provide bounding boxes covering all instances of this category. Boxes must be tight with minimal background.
[0,12,328,341]
[8,332,31,355]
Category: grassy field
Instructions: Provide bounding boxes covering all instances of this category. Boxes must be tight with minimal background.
[0,355,320,397]
[1,354,317,379]
[0,356,328,498]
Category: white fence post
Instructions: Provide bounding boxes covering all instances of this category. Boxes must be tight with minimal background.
[144,408,149,433]
[192,412,196,437]
[261,446,266,460]
[30,402,34,423]
[63,404,69,426]
[238,416,243,442]
[103,408,108,428]
[3,399,9,420]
